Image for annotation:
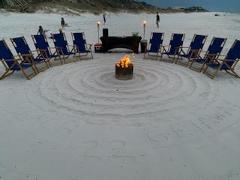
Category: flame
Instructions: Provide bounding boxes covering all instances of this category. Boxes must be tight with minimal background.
[116,55,132,68]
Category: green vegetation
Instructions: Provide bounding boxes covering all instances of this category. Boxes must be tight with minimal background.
[0,0,208,13]
[184,6,208,12]
[0,0,157,13]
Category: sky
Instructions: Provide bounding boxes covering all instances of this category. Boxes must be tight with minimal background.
[142,0,240,12]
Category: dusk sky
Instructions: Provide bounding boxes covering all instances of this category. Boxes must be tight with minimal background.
[141,0,240,12]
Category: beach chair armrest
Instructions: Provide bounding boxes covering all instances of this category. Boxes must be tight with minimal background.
[159,45,164,52]
[13,55,21,59]
[30,50,38,53]
[20,53,35,63]
[190,49,200,52]
[218,54,226,57]
[36,48,48,54]
[37,49,50,58]
[189,49,201,58]
[67,45,76,53]
[49,47,57,50]
[204,54,226,65]
[2,57,31,70]
[206,58,239,70]
[48,47,59,55]
[216,54,227,60]
[162,45,170,48]
[217,58,239,62]
[67,45,75,52]
[203,53,220,61]
[207,53,219,57]
[199,51,207,56]
[74,44,93,52]
[216,58,239,71]
[179,46,189,50]
[29,50,40,56]
[67,45,74,48]
[161,45,169,52]
[174,46,182,54]
[4,58,23,69]
[20,53,33,57]
[191,55,205,61]
[54,47,64,55]
[2,57,22,62]
[178,46,188,54]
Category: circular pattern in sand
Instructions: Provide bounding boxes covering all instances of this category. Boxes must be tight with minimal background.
[25,54,239,146]
[27,57,212,116]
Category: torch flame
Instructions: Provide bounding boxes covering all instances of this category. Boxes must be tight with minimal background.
[116,55,132,68]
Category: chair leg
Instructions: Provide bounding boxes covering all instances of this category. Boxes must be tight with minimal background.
[206,65,240,79]
[0,69,14,80]
[165,54,174,63]
[32,63,39,74]
[144,52,150,59]
[80,52,93,60]
[175,57,187,66]
[21,63,38,79]
[174,56,180,64]
[44,61,50,69]
[55,50,65,65]
[45,59,51,68]
[77,53,81,61]
[48,60,52,67]
[200,63,207,72]
[30,65,36,75]
[54,56,63,65]
[188,60,194,69]
[186,59,193,67]
[91,52,93,59]
[204,65,220,79]
[202,64,208,73]
[37,61,49,72]
[189,61,205,72]
[172,55,177,63]
[226,69,240,78]
[21,68,31,80]
[60,55,66,64]
[20,65,37,80]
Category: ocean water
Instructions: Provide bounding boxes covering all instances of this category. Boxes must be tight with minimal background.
[0,11,239,53]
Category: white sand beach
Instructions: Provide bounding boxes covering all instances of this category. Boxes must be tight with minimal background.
[0,12,240,180]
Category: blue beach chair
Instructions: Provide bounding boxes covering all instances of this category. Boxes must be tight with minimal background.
[0,40,37,80]
[11,36,50,71]
[51,32,76,63]
[160,33,185,62]
[189,37,227,72]
[203,39,240,78]
[176,34,207,66]
[144,32,164,59]
[72,32,93,59]
[32,34,63,65]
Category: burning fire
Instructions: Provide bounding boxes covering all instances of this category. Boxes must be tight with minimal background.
[116,55,132,68]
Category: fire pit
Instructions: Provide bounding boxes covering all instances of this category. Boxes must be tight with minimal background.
[115,55,133,80]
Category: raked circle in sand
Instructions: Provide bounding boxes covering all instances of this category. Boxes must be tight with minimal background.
[25,54,239,147]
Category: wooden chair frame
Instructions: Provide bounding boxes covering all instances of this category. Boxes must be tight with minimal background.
[71,32,93,60]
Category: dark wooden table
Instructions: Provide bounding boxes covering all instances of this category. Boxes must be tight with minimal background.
[100,36,142,53]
